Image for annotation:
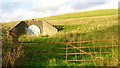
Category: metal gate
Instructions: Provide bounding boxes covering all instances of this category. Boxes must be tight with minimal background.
[21,39,118,66]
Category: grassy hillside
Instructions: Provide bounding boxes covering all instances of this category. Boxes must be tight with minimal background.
[1,9,118,67]
[37,9,118,20]
[20,9,118,66]
[1,9,118,28]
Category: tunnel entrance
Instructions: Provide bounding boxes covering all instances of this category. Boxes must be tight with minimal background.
[26,25,41,36]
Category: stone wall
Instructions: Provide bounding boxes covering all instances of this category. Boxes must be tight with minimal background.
[25,20,58,36]
[26,20,43,34]
[42,20,58,36]
[9,20,57,37]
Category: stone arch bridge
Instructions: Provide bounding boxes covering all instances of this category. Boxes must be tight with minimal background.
[9,19,58,43]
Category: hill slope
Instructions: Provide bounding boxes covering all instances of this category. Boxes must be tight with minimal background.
[20,9,118,67]
[37,9,118,20]
[2,9,118,67]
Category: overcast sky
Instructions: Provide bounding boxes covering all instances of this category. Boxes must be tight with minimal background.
[0,0,119,22]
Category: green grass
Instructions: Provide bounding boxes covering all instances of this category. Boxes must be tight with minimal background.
[36,9,118,20]
[19,9,119,67]
[2,9,119,67]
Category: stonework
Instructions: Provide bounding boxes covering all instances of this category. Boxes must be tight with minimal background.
[43,20,58,36]
[9,19,58,43]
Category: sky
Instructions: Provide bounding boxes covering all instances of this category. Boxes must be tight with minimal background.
[0,0,119,23]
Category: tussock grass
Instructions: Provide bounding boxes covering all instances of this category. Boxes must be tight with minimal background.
[1,9,119,66]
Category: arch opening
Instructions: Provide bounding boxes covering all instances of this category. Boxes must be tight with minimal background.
[26,25,41,36]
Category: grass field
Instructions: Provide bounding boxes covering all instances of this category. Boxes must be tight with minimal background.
[37,9,118,20]
[1,9,119,67]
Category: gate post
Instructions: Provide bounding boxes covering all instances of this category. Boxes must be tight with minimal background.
[66,44,68,64]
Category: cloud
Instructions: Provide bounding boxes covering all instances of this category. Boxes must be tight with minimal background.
[0,0,119,23]
[0,0,69,22]
[0,8,52,22]
[31,0,68,12]
[81,1,118,12]
[54,5,77,15]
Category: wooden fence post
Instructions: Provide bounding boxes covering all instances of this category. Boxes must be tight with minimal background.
[66,44,68,64]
